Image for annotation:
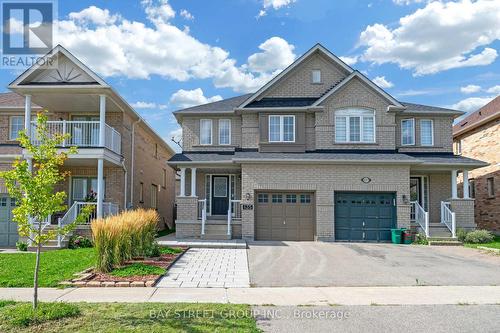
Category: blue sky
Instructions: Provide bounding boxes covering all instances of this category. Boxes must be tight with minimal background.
[1,0,499,151]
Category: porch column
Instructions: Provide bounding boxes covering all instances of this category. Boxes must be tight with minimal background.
[463,170,470,199]
[99,95,106,147]
[97,158,104,218]
[24,95,31,135]
[190,168,197,197]
[451,169,458,199]
[179,168,186,197]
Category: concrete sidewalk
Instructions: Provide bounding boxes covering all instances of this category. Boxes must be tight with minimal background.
[2,286,500,306]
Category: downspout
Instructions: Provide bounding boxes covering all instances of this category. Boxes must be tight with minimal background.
[130,118,142,207]
[121,158,127,210]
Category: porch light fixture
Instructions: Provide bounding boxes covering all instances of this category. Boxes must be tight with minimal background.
[361,177,371,184]
[402,195,409,204]
[245,193,251,201]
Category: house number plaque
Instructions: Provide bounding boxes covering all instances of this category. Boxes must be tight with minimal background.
[242,204,254,210]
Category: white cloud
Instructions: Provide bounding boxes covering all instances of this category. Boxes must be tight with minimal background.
[170,88,223,108]
[131,101,167,109]
[247,37,295,73]
[372,76,394,88]
[460,84,482,94]
[180,9,194,20]
[339,55,358,66]
[450,96,495,112]
[392,0,425,5]
[68,6,120,25]
[359,0,500,76]
[258,0,296,17]
[486,85,500,94]
[55,4,295,93]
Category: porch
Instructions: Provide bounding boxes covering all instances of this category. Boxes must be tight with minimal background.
[409,169,475,239]
[175,167,243,240]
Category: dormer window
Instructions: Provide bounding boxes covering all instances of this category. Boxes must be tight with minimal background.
[269,115,295,143]
[312,70,321,84]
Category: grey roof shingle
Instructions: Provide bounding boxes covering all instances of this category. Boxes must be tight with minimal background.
[400,102,463,115]
[173,94,252,114]
[245,97,318,108]
[169,152,234,163]
[406,154,488,166]
[233,151,417,162]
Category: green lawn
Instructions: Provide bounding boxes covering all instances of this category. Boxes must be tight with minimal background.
[465,236,500,250]
[0,302,260,333]
[110,263,165,277]
[0,248,95,287]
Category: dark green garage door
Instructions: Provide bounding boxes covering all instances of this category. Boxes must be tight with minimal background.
[335,192,396,242]
[0,196,18,247]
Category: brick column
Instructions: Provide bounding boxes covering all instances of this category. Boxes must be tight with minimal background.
[175,196,198,222]
[449,198,476,230]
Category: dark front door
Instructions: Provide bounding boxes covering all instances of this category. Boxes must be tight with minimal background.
[410,177,422,206]
[212,176,229,215]
[335,192,396,242]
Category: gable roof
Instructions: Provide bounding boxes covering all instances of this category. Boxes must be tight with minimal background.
[0,92,42,109]
[238,43,354,108]
[453,96,500,137]
[173,94,252,116]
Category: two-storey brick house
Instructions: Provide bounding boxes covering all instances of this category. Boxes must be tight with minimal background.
[0,45,176,247]
[169,44,486,242]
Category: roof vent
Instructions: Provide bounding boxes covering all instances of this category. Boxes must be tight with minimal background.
[461,122,468,127]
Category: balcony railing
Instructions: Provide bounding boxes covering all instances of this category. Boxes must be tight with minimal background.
[30,121,121,155]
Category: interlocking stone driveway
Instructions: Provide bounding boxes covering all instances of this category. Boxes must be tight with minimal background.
[156,248,250,288]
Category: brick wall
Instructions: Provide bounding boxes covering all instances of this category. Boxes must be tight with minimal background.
[450,199,476,230]
[456,119,500,233]
[428,172,452,223]
[240,163,410,240]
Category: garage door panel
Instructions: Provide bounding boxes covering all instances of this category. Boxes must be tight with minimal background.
[335,192,396,243]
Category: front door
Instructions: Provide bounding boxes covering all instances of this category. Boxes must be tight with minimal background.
[211,176,229,215]
[410,177,422,206]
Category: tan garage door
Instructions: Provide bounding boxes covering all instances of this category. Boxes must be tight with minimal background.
[255,192,315,241]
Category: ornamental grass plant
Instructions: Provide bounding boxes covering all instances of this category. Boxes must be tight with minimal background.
[91,209,159,273]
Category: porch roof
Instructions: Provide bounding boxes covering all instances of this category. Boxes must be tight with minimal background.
[405,153,488,168]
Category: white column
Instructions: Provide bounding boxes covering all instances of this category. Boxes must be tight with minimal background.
[191,168,197,197]
[97,158,104,218]
[463,170,469,199]
[24,95,31,136]
[179,168,186,197]
[451,169,458,199]
[99,95,106,147]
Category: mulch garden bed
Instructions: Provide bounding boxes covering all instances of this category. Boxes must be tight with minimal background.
[62,246,188,287]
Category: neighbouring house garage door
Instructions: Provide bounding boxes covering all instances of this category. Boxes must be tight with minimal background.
[0,196,18,247]
[335,192,396,242]
[255,192,314,241]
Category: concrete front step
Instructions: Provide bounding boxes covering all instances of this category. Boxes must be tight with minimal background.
[201,234,231,240]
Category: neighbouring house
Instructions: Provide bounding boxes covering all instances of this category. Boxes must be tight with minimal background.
[168,43,487,242]
[0,45,176,248]
[453,96,500,235]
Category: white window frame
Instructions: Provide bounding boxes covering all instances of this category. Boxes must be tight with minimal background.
[420,119,434,146]
[218,119,231,145]
[9,116,24,141]
[455,140,462,155]
[200,119,213,145]
[311,69,321,84]
[334,109,376,143]
[268,115,295,143]
[401,118,415,146]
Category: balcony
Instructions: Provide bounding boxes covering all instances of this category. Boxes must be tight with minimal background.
[30,120,121,155]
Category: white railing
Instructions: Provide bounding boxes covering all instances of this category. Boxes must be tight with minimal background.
[198,199,207,236]
[227,200,242,237]
[441,201,456,238]
[411,201,429,237]
[30,120,121,155]
[28,215,51,247]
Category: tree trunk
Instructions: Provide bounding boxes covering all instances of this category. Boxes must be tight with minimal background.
[33,222,42,310]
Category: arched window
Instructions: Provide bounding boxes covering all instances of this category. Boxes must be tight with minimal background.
[335,108,375,143]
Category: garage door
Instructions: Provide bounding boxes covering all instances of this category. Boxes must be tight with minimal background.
[0,196,18,247]
[255,192,314,241]
[335,192,396,242]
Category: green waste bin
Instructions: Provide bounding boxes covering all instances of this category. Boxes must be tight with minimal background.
[391,228,403,244]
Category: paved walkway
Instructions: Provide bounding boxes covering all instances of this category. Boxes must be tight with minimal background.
[2,286,500,305]
[156,248,250,288]
[156,233,247,248]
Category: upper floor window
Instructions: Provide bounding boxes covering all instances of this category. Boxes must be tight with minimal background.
[200,119,212,145]
[454,140,462,155]
[269,115,295,143]
[420,119,434,146]
[335,109,375,143]
[487,177,495,198]
[312,70,321,83]
[401,119,415,146]
[218,119,231,145]
[9,116,24,140]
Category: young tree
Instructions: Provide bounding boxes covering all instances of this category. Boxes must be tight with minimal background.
[0,111,92,310]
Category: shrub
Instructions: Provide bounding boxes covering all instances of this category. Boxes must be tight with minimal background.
[413,233,428,245]
[145,241,161,258]
[457,228,468,243]
[68,235,93,249]
[0,302,80,327]
[91,209,159,273]
[464,230,494,244]
[15,241,28,252]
